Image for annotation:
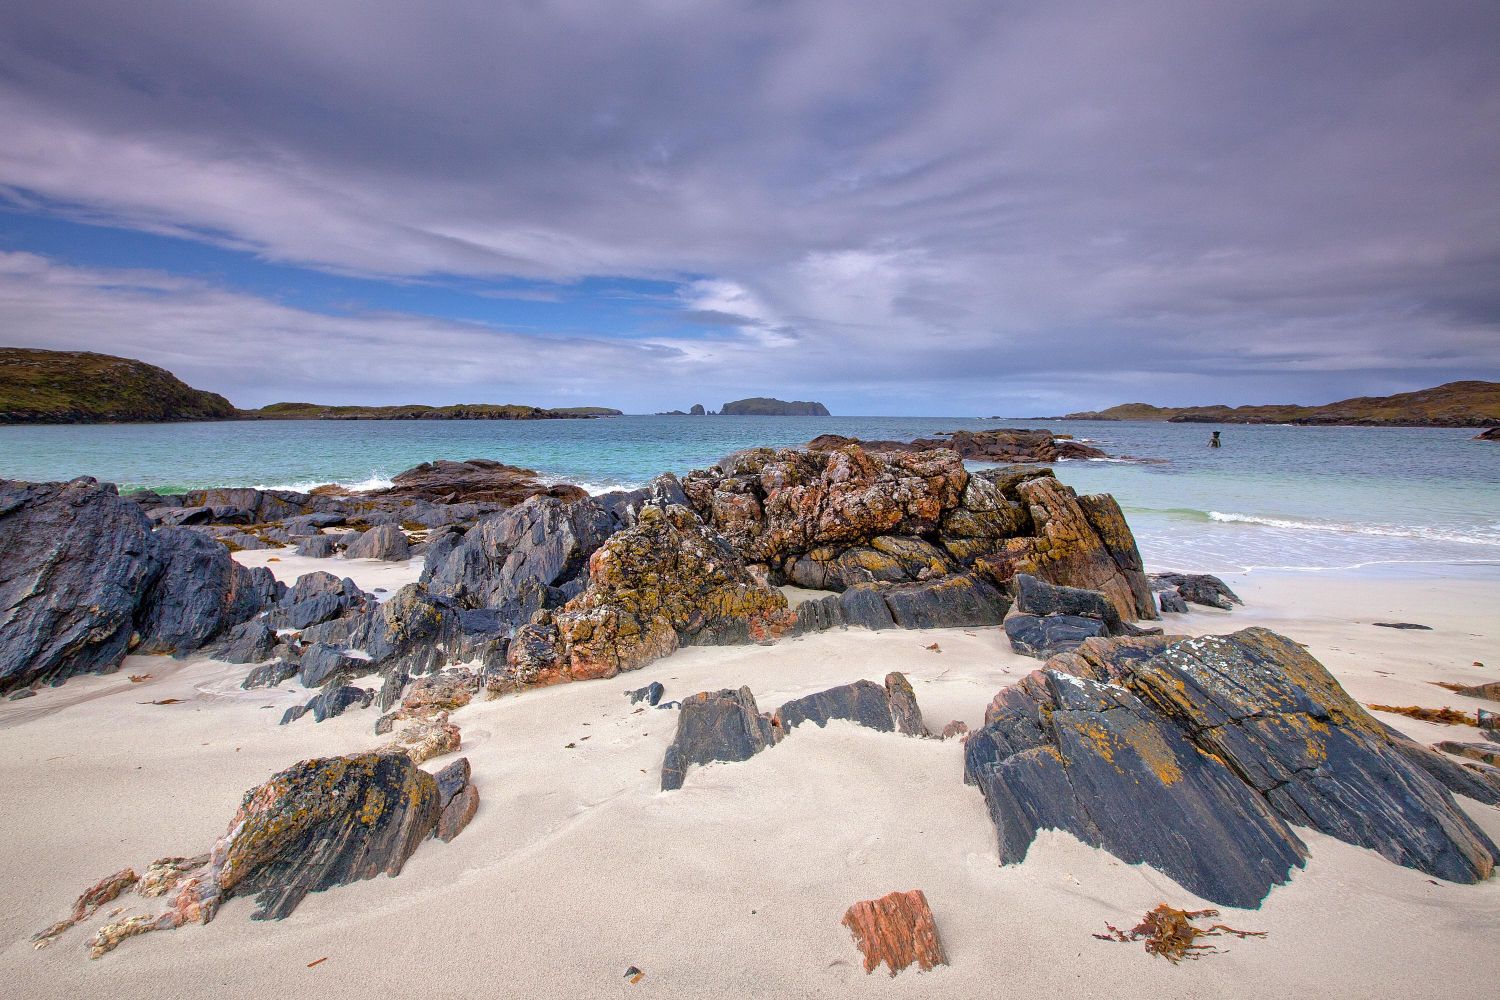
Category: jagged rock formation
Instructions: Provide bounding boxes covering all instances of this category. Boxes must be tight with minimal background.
[965,628,1498,908]
[841,889,949,976]
[37,751,470,958]
[661,673,928,790]
[1,478,279,693]
[809,428,1106,462]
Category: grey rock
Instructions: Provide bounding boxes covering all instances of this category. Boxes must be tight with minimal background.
[207,618,279,664]
[9,688,36,700]
[279,704,310,725]
[774,672,929,737]
[241,658,297,690]
[791,593,846,634]
[270,572,368,630]
[295,535,340,558]
[1004,613,1109,658]
[344,523,411,561]
[1014,574,1122,632]
[1157,589,1188,614]
[661,686,781,791]
[627,681,664,706]
[134,527,280,656]
[147,505,213,527]
[838,584,897,630]
[881,572,1009,629]
[433,757,471,808]
[308,685,375,722]
[298,643,359,687]
[1151,572,1243,611]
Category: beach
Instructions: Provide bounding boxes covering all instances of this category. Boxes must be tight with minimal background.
[2,559,1496,999]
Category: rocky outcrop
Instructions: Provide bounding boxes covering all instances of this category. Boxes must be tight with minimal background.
[1151,573,1242,611]
[1,478,280,693]
[841,889,948,977]
[965,628,1498,909]
[369,458,588,506]
[662,674,928,790]
[809,428,1106,462]
[1478,427,1500,441]
[268,571,371,631]
[38,751,467,958]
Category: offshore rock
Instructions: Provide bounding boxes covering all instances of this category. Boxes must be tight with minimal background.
[841,888,949,976]
[965,668,1307,908]
[774,672,929,737]
[369,457,587,506]
[661,687,782,791]
[1127,628,1497,882]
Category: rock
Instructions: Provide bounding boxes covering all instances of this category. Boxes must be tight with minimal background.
[133,528,280,656]
[1475,427,1499,440]
[811,427,1105,463]
[1436,741,1500,767]
[9,688,36,700]
[977,476,1156,622]
[1157,589,1188,614]
[297,643,360,687]
[1127,628,1497,884]
[837,584,897,630]
[344,523,411,561]
[284,513,344,535]
[661,687,781,791]
[422,495,617,617]
[689,403,706,416]
[940,720,969,740]
[721,397,830,416]
[1481,709,1498,735]
[784,536,957,591]
[627,681,665,706]
[380,713,462,764]
[207,618,279,664]
[1151,572,1243,611]
[389,668,477,721]
[31,867,140,948]
[1014,574,1123,632]
[432,756,471,807]
[1037,634,1182,684]
[269,571,369,630]
[1372,621,1433,630]
[841,889,948,976]
[773,672,929,737]
[1,478,158,692]
[279,704,309,725]
[241,659,296,690]
[879,573,1009,630]
[791,593,846,633]
[966,668,1308,908]
[295,534,339,558]
[148,505,213,527]
[281,685,374,724]
[369,458,587,506]
[1453,681,1500,701]
[436,784,479,842]
[535,505,793,687]
[1003,613,1109,658]
[682,445,968,565]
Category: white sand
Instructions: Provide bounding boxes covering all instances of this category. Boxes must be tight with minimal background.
[1,567,1497,998]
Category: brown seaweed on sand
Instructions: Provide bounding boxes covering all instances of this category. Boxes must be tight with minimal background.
[1369,704,1476,726]
[1094,904,1265,963]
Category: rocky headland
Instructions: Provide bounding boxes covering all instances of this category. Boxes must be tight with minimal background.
[1057,379,1500,427]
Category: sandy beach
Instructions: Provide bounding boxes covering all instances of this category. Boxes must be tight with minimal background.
[1,562,1496,999]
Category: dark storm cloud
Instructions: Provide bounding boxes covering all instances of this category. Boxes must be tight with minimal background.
[0,0,1496,413]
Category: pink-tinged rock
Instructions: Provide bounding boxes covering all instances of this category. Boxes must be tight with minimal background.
[841,889,949,976]
[437,783,479,842]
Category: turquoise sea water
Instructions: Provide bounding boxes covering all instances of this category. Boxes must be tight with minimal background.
[1,416,1496,575]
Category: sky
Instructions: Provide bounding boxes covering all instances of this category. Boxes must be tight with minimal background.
[0,0,1497,416]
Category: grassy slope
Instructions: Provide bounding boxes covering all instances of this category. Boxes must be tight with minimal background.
[1062,381,1500,427]
[0,348,236,423]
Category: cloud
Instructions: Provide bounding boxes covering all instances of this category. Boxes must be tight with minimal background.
[0,0,1496,412]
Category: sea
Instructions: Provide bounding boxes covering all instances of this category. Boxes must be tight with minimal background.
[2,416,1496,577]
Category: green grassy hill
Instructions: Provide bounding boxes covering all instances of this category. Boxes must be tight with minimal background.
[1062,381,1500,427]
[0,348,236,423]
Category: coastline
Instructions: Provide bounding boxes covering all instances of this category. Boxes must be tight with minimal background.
[2,559,1496,999]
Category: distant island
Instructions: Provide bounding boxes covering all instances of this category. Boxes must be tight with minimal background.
[240,402,621,421]
[721,396,831,416]
[1056,380,1500,428]
[0,348,621,424]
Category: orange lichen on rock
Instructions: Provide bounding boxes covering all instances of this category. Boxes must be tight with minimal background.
[841,889,949,977]
[1094,903,1265,963]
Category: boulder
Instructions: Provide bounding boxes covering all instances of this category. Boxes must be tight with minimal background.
[965,668,1308,908]
[344,523,411,561]
[432,756,471,806]
[627,681,665,706]
[841,889,948,977]
[1157,589,1188,614]
[241,659,297,690]
[133,528,281,656]
[379,713,462,764]
[207,618,280,664]
[1014,574,1122,632]
[369,458,587,506]
[297,643,359,687]
[661,687,782,791]
[1150,572,1242,611]
[1003,613,1109,658]
[773,672,929,737]
[295,534,339,558]
[436,784,479,842]
[268,572,369,630]
[879,573,1009,629]
[1,478,159,692]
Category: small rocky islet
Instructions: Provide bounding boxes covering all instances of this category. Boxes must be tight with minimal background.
[3,435,1498,965]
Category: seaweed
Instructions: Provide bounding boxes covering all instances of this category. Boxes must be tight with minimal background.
[1368,704,1476,726]
[1094,904,1265,963]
